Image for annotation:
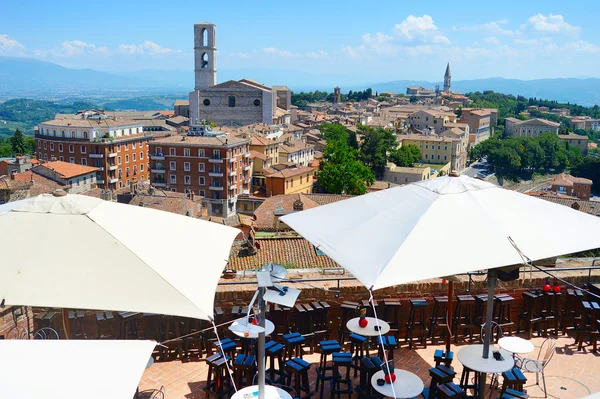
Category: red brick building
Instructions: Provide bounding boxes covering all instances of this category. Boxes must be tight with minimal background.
[149,125,251,217]
[36,114,149,191]
[551,173,593,200]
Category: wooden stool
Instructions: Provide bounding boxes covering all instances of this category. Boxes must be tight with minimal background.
[561,289,584,334]
[377,335,397,362]
[575,301,599,352]
[405,298,429,349]
[433,349,454,368]
[339,301,359,346]
[517,291,542,339]
[500,368,527,395]
[283,332,306,360]
[494,294,515,336]
[425,366,456,399]
[233,354,256,388]
[500,388,529,398]
[214,337,237,359]
[204,353,232,399]
[381,299,402,340]
[96,311,114,339]
[265,340,286,384]
[429,296,450,345]
[285,357,313,399]
[453,295,476,343]
[437,382,465,399]
[316,340,341,399]
[330,352,353,399]
[356,357,384,399]
[459,366,480,397]
[349,333,367,376]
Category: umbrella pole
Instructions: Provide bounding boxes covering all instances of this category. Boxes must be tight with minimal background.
[479,269,497,399]
[62,308,71,339]
[446,281,453,353]
[258,287,266,399]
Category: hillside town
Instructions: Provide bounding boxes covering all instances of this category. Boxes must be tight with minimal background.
[2,16,600,399]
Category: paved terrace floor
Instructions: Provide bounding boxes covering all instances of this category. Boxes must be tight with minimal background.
[139,332,600,399]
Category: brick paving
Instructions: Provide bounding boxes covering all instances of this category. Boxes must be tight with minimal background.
[138,332,600,399]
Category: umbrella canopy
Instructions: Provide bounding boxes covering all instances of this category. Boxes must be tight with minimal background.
[0,192,239,320]
[0,339,156,399]
[281,175,600,290]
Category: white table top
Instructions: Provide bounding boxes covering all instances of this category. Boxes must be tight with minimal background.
[498,337,535,355]
[371,370,424,399]
[457,344,514,374]
[347,317,390,337]
[230,318,275,338]
[231,385,292,399]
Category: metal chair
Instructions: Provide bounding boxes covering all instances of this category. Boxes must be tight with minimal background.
[6,326,29,339]
[136,385,166,399]
[34,327,60,340]
[517,338,556,398]
[480,321,504,345]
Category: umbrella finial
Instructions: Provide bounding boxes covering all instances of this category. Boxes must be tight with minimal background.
[52,189,67,197]
[449,170,459,177]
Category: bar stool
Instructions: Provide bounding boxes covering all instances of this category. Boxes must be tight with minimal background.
[204,353,232,399]
[425,366,456,399]
[437,382,465,399]
[214,337,238,359]
[270,303,291,338]
[561,289,584,334]
[433,349,454,368]
[381,299,402,340]
[265,340,286,384]
[500,368,527,395]
[316,340,341,399]
[538,292,559,336]
[517,291,542,339]
[311,301,331,351]
[494,294,515,336]
[118,312,140,339]
[575,301,599,352]
[377,335,397,362]
[405,298,429,349]
[453,295,476,343]
[355,356,384,399]
[339,301,359,346]
[428,296,449,345]
[349,333,367,376]
[283,332,306,360]
[184,319,208,359]
[233,353,257,388]
[285,357,313,399]
[473,294,489,329]
[330,352,353,399]
[500,388,529,399]
[96,311,114,339]
[68,310,87,339]
[459,366,480,397]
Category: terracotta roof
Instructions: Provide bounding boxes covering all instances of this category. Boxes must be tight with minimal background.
[263,164,315,178]
[40,118,140,128]
[7,171,63,197]
[558,133,588,140]
[551,173,593,187]
[152,134,250,146]
[304,193,354,205]
[278,139,314,154]
[228,237,338,270]
[250,150,268,161]
[174,100,189,106]
[130,192,200,217]
[250,135,277,146]
[399,134,460,143]
[528,192,600,216]
[253,194,320,231]
[37,161,99,179]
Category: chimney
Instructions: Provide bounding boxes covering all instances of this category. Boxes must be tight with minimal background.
[293,195,304,211]
[10,171,16,180]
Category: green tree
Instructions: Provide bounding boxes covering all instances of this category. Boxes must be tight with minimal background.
[318,123,374,194]
[347,130,359,150]
[390,144,421,167]
[572,156,600,187]
[358,126,397,179]
[9,129,26,155]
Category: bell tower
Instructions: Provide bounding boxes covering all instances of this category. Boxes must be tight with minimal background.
[443,62,451,93]
[194,23,217,90]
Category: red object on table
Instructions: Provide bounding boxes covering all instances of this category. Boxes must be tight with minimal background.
[543,282,551,292]
[384,373,396,384]
[359,318,368,328]
[553,283,561,293]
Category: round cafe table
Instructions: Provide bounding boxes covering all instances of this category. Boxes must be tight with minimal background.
[370,370,424,399]
[347,317,390,353]
[498,336,534,355]
[231,385,292,399]
[230,318,275,339]
[457,344,514,399]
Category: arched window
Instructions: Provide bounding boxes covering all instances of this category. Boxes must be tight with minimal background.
[201,52,208,68]
[71,131,76,138]
[83,131,88,139]
[61,130,65,138]
[53,130,56,136]
[201,28,207,46]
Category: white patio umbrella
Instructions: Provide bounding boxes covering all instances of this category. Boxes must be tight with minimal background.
[281,175,600,398]
[0,191,240,321]
[0,339,156,399]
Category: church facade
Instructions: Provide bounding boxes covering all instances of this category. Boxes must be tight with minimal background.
[189,22,290,126]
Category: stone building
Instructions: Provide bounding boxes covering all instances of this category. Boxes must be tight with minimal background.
[458,108,497,147]
[32,161,98,194]
[443,63,451,93]
[36,112,150,191]
[559,133,589,156]
[188,22,291,126]
[408,110,457,133]
[504,118,560,137]
[383,163,431,185]
[148,125,251,217]
[398,133,466,171]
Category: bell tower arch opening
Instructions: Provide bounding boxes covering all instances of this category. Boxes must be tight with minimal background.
[193,23,217,90]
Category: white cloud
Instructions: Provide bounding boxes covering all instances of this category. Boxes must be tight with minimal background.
[458,20,514,36]
[117,41,180,55]
[34,40,109,58]
[227,52,250,58]
[305,50,328,59]
[483,36,501,45]
[520,14,580,37]
[0,34,25,55]
[263,47,298,57]
[563,40,600,53]
[393,15,450,44]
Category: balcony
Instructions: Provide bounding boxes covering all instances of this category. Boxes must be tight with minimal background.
[209,185,224,191]
[89,153,104,159]
[109,178,118,184]
[96,166,105,172]
[96,179,105,184]
[150,153,165,160]
[244,165,251,171]
[209,157,224,163]
[229,170,237,177]
[244,152,251,158]
[244,178,252,184]
[109,165,118,171]
[151,168,166,174]
[153,181,167,187]
[207,197,225,203]
[209,171,224,177]
[108,152,117,158]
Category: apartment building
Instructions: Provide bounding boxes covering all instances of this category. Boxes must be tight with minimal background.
[408,110,457,133]
[458,108,497,147]
[559,133,589,156]
[504,118,560,137]
[278,137,315,166]
[263,163,315,196]
[149,125,251,217]
[36,113,149,190]
[398,133,466,171]
[551,173,593,200]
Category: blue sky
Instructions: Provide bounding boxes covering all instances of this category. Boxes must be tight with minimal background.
[2,0,600,85]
